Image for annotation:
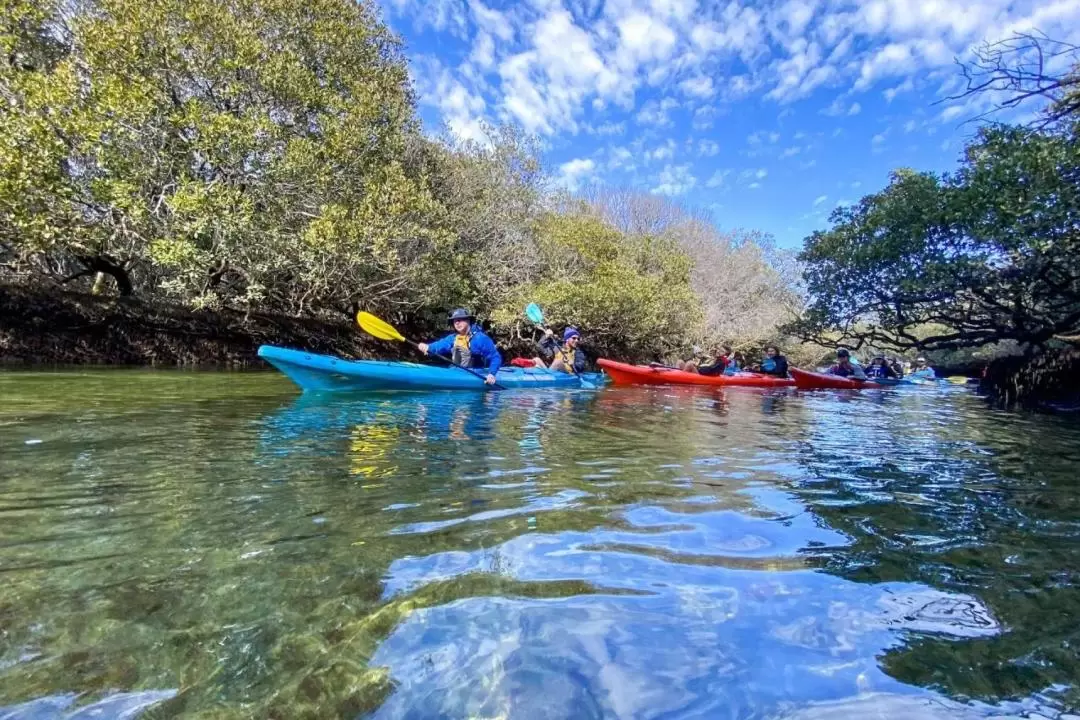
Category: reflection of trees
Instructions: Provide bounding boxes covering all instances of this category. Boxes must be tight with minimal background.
[786,391,1080,709]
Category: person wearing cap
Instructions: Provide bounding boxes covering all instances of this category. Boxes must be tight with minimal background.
[910,356,937,380]
[418,308,502,384]
[866,355,899,379]
[535,327,587,374]
[826,348,866,379]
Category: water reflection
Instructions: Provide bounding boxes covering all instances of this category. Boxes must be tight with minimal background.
[0,372,1077,718]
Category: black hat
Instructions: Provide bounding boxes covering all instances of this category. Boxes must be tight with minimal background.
[448,308,474,324]
[837,348,850,357]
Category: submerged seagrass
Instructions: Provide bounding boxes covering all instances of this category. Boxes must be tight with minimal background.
[0,369,1078,718]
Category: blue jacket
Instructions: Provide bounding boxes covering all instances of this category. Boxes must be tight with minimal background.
[427,325,502,375]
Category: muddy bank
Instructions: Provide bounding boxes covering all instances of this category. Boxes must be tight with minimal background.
[980,346,1080,411]
[0,284,385,367]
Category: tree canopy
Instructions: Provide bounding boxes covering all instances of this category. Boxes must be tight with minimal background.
[792,122,1080,352]
[0,0,799,360]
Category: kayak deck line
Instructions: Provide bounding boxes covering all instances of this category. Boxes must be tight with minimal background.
[258,345,606,392]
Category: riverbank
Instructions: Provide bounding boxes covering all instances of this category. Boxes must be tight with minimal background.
[0,283,379,367]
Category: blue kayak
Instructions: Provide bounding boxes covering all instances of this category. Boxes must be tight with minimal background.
[258,345,607,392]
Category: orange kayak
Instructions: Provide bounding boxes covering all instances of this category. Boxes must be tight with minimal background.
[597,359,795,387]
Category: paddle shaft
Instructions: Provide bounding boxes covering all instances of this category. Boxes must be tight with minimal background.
[415,339,507,390]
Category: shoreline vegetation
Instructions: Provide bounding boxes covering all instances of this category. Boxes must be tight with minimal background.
[2,2,1077,406]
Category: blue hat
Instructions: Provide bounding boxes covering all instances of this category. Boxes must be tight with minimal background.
[448,308,474,324]
[563,327,580,342]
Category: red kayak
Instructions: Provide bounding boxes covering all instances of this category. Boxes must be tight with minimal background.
[597,359,794,387]
[791,368,882,390]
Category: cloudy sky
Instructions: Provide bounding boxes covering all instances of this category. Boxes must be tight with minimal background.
[378,0,1080,247]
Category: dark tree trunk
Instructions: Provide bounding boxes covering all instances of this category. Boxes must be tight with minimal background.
[76,255,133,296]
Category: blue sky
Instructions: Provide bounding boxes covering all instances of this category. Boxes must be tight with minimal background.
[377,0,1079,248]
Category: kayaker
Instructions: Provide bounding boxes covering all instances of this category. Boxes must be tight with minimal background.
[535,327,587,374]
[889,358,905,377]
[910,357,937,380]
[826,348,866,379]
[754,345,789,377]
[866,355,899,379]
[418,308,502,385]
[680,345,737,376]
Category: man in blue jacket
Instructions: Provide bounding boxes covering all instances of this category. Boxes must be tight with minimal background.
[418,308,502,385]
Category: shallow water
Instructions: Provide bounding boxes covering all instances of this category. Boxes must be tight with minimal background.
[0,370,1078,719]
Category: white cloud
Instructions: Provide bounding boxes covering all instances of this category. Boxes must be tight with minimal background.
[651,163,697,195]
[883,77,915,102]
[609,146,635,170]
[646,139,677,162]
[403,0,1080,188]
[698,139,721,156]
[780,146,802,158]
[813,194,828,206]
[595,121,626,135]
[559,157,596,191]
[679,75,716,98]
[748,182,762,189]
[692,106,717,130]
[636,97,679,127]
[748,131,781,146]
[706,168,732,188]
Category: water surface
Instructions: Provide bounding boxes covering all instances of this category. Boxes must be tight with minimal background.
[1,370,1078,718]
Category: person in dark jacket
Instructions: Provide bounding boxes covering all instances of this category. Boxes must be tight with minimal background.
[755,345,789,377]
[418,308,502,384]
[866,355,899,379]
[826,348,866,379]
[535,327,587,374]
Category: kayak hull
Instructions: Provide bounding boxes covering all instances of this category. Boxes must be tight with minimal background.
[259,345,606,392]
[791,368,882,390]
[791,368,946,389]
[597,359,794,387]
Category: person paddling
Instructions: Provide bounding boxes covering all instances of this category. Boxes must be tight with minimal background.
[755,345,789,377]
[866,355,899,379]
[535,327,587,375]
[418,309,502,385]
[826,348,866,379]
[910,356,937,380]
[680,345,737,376]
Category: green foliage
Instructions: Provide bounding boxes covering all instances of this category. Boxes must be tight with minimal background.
[792,124,1080,352]
[492,213,704,359]
[0,0,440,310]
[1,0,789,360]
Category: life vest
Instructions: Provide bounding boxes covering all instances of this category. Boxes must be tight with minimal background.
[866,364,889,378]
[554,345,576,373]
[452,331,473,367]
[761,357,777,373]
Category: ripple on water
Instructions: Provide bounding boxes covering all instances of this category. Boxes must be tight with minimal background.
[0,376,1077,718]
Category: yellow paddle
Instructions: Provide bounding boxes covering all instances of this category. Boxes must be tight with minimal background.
[356,311,505,390]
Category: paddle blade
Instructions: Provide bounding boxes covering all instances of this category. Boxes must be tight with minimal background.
[525,303,544,325]
[356,312,406,342]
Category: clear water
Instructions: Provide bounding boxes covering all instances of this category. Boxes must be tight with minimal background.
[0,370,1078,719]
